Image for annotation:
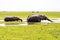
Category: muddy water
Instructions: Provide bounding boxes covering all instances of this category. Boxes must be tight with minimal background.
[41,18,60,23]
[0,18,60,26]
[0,20,28,26]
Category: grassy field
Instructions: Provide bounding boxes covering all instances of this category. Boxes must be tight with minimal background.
[0,12,60,40]
[0,11,60,19]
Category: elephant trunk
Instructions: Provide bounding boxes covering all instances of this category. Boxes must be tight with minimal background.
[46,18,53,22]
[19,19,23,22]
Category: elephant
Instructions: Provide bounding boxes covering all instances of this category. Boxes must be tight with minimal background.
[4,16,22,22]
[27,14,53,23]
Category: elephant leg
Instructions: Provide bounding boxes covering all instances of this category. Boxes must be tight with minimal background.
[38,19,41,22]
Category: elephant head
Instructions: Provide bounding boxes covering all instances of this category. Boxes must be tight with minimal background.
[12,17,22,22]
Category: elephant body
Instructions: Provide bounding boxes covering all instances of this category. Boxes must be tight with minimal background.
[27,14,53,23]
[4,16,22,22]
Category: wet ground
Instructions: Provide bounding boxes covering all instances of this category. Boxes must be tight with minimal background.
[41,18,60,23]
[0,18,60,26]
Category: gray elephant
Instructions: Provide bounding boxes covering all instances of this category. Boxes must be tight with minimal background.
[4,16,22,22]
[27,14,53,23]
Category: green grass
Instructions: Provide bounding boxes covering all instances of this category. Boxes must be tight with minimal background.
[0,23,60,40]
[0,12,60,40]
[0,12,60,19]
